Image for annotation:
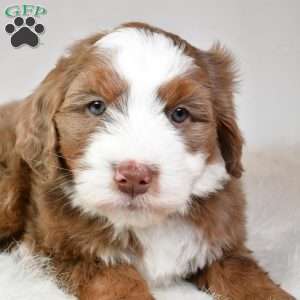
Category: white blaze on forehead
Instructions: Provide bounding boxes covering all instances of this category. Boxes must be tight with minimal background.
[96,27,195,92]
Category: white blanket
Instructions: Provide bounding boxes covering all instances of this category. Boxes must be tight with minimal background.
[0,147,299,300]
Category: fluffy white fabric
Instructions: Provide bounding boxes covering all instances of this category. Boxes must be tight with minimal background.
[0,245,75,300]
[244,146,300,299]
[0,146,299,300]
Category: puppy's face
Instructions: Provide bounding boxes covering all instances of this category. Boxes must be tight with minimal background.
[21,25,242,228]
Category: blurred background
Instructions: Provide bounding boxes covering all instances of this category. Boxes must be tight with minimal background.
[0,0,299,147]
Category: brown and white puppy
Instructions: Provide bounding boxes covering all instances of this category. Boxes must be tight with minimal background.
[0,23,295,300]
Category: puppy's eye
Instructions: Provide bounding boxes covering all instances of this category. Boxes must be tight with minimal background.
[170,107,190,124]
[87,100,106,116]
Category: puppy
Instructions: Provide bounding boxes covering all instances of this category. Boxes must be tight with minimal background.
[0,23,295,300]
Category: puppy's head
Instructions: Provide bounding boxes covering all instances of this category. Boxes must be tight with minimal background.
[16,23,243,228]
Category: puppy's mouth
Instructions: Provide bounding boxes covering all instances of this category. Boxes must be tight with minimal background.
[97,193,172,215]
[113,194,152,210]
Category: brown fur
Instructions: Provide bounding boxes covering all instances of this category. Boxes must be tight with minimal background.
[0,102,30,246]
[158,72,217,155]
[191,248,294,300]
[79,265,154,300]
[0,23,295,300]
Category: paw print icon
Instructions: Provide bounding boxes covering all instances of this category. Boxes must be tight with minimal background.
[5,16,45,47]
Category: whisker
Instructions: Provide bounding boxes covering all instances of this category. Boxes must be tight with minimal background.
[28,158,72,172]
[45,150,79,162]
[46,179,72,195]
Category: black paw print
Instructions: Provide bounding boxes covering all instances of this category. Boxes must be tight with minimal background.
[5,17,45,48]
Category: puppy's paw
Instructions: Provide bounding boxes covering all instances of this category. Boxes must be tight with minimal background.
[79,265,155,300]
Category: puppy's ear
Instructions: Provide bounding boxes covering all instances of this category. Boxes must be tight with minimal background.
[204,44,244,178]
[15,71,63,179]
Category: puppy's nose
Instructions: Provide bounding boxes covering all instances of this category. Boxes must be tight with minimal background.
[114,161,153,197]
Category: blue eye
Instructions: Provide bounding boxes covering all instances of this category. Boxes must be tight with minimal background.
[87,100,106,116]
[171,107,190,123]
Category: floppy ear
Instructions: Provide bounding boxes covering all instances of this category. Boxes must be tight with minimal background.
[205,44,244,178]
[15,72,62,179]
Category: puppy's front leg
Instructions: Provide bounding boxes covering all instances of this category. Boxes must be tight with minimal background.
[78,264,154,300]
[192,249,295,300]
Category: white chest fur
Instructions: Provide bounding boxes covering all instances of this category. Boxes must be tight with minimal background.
[132,217,218,287]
